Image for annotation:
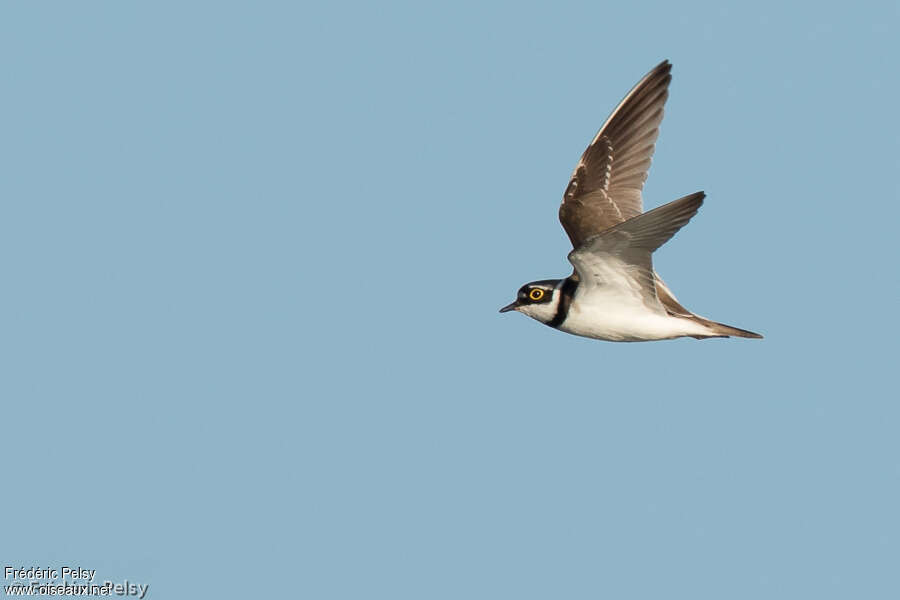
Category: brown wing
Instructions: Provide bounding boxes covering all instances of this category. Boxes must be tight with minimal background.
[655,275,693,316]
[559,60,673,249]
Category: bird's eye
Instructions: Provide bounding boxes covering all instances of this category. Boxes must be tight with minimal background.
[529,289,545,301]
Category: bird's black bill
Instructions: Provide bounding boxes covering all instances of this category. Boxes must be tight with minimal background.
[499,301,518,313]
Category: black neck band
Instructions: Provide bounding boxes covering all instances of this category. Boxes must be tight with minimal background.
[548,277,578,328]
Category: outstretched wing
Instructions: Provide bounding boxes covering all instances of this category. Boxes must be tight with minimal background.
[560,60,672,249]
[567,192,704,311]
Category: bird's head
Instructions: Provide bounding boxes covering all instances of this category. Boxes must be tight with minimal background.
[499,280,561,324]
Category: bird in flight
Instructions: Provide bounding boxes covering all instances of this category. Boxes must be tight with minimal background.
[499,60,762,341]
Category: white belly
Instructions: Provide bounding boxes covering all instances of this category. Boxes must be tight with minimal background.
[559,301,710,342]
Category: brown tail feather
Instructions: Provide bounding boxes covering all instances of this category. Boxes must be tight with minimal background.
[689,317,763,340]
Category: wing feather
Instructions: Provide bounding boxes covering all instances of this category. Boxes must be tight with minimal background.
[567,192,704,309]
[559,61,672,248]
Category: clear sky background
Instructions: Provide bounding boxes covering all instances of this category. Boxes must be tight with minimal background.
[2,1,898,598]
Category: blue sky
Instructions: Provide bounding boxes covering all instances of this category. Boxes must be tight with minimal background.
[2,1,898,598]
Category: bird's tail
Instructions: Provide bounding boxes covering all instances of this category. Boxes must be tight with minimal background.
[690,317,763,339]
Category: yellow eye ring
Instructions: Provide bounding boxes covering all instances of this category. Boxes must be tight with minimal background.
[529,289,545,301]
